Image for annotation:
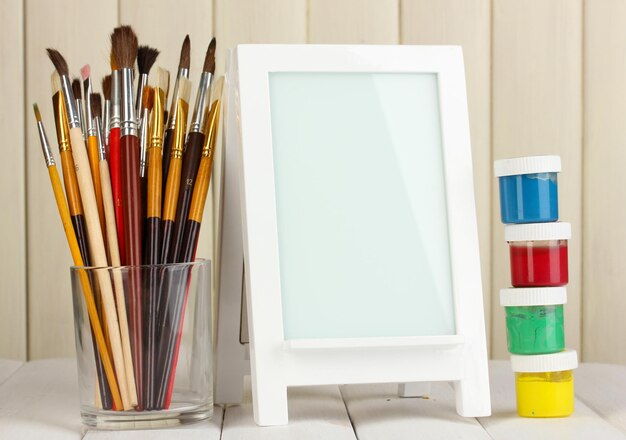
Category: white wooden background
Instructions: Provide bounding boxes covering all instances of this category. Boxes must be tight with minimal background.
[0,0,621,364]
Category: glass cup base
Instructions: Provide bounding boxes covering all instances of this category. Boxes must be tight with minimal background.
[81,402,213,430]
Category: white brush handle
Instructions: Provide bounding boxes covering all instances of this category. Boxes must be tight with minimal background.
[99,159,138,407]
[68,127,131,410]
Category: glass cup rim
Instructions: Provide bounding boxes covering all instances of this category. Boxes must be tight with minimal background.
[69,257,210,272]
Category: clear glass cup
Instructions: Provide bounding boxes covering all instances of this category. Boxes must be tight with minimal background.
[70,259,212,429]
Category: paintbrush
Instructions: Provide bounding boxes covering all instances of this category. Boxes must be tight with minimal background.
[144,70,168,408]
[139,85,152,210]
[72,78,85,141]
[136,45,159,124]
[33,103,122,411]
[109,54,126,265]
[102,75,111,150]
[162,35,190,198]
[160,78,191,264]
[111,25,144,410]
[168,38,216,264]
[92,92,139,408]
[52,74,113,410]
[81,65,106,246]
[47,48,132,410]
[159,77,224,409]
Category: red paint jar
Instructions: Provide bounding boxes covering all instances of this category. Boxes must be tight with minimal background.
[505,223,571,287]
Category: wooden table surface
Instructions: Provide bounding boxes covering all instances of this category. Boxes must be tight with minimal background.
[0,359,625,439]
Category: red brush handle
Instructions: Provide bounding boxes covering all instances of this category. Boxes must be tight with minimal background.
[108,127,126,265]
[120,133,144,409]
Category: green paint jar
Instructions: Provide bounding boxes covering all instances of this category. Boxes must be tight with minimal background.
[500,287,566,355]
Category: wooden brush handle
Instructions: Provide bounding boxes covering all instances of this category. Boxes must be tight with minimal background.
[69,127,132,410]
[161,156,182,263]
[59,150,84,216]
[168,132,205,263]
[120,133,144,410]
[47,164,122,410]
[87,136,106,248]
[100,159,138,407]
[109,127,126,265]
[161,128,174,198]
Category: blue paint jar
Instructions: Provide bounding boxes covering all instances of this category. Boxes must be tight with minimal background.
[494,156,561,224]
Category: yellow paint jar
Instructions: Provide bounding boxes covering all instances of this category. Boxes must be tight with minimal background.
[511,350,578,418]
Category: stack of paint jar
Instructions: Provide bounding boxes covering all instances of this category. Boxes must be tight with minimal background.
[494,155,578,418]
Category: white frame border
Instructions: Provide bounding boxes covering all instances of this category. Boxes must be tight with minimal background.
[233,44,490,426]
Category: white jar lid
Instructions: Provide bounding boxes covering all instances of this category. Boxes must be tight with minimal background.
[494,155,561,177]
[500,287,567,307]
[505,222,571,242]
[511,350,578,373]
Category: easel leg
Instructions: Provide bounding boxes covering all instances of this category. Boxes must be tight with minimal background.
[251,377,288,426]
[398,382,431,398]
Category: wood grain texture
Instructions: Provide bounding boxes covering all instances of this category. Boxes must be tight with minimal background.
[341,382,491,440]
[221,376,356,440]
[0,359,82,439]
[582,0,626,364]
[479,361,626,439]
[214,0,307,75]
[401,0,492,353]
[0,0,26,361]
[309,0,399,44]
[576,363,626,434]
[25,0,118,360]
[491,0,582,359]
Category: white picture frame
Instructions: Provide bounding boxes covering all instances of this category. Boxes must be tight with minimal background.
[220,44,490,426]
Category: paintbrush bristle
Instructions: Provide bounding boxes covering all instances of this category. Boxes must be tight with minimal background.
[111,25,138,69]
[203,38,216,75]
[46,48,69,77]
[156,67,170,94]
[142,86,154,111]
[110,52,118,71]
[90,93,102,119]
[72,78,82,100]
[138,46,159,75]
[51,71,61,95]
[179,77,192,103]
[80,64,91,82]
[33,103,42,122]
[102,75,111,101]
[179,35,191,70]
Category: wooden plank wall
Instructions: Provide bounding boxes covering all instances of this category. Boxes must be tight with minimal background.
[2,0,623,364]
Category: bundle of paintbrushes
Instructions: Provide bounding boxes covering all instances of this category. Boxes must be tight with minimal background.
[33,25,223,412]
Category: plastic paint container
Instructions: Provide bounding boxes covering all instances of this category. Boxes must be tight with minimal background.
[505,222,571,287]
[511,350,577,418]
[494,155,561,224]
[500,287,566,355]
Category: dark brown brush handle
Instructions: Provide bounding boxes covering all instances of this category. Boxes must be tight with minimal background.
[120,133,144,410]
[161,128,174,200]
[71,214,113,410]
[160,219,175,265]
[143,216,160,409]
[155,220,201,408]
[168,132,205,263]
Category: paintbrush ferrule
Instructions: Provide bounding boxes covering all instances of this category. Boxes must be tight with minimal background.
[110,71,121,129]
[84,78,95,136]
[52,93,71,152]
[166,72,186,130]
[37,121,55,167]
[60,76,81,129]
[103,100,111,146]
[190,72,212,133]
[139,108,149,178]
[76,100,86,140]
[120,68,137,138]
[95,117,107,161]
[135,73,148,122]
[150,89,165,150]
